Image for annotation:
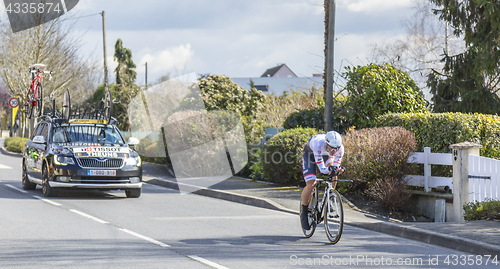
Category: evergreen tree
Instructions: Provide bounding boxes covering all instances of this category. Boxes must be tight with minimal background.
[113,39,139,131]
[427,0,500,114]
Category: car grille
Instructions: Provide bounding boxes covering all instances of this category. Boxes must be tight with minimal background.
[77,158,123,168]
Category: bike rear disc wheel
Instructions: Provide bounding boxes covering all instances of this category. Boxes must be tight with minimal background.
[300,191,317,238]
[62,89,71,122]
[324,189,344,244]
[35,83,43,117]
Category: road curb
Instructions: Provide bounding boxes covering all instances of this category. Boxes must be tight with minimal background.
[348,221,500,256]
[145,176,500,256]
[145,178,298,216]
[0,146,23,158]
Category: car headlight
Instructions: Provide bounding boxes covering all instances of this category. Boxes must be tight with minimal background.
[54,155,75,166]
[124,156,141,167]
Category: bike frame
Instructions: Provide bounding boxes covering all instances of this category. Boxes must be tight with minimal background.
[26,68,42,106]
[312,179,340,224]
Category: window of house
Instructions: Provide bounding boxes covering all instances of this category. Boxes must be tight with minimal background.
[255,85,269,92]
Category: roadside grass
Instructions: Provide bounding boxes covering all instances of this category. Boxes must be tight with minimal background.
[463,199,500,221]
[4,137,28,153]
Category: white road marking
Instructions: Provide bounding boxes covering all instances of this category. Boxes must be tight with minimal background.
[5,184,28,193]
[33,195,62,206]
[118,228,171,248]
[188,255,230,269]
[69,209,109,224]
[0,164,13,169]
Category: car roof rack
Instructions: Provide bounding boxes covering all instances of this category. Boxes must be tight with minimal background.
[41,89,116,126]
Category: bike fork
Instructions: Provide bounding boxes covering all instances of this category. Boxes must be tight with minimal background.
[327,189,340,218]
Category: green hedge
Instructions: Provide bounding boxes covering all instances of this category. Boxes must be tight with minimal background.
[283,103,351,134]
[375,112,500,159]
[283,107,324,130]
[4,137,28,153]
[257,127,319,185]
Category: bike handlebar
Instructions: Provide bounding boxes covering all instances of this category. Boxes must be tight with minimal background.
[313,166,351,184]
[28,69,52,80]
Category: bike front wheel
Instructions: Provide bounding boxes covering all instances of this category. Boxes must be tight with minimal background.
[324,188,344,244]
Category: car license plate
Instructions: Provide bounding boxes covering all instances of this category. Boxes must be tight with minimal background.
[87,170,116,176]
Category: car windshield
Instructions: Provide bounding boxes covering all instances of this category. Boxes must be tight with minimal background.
[52,125,125,146]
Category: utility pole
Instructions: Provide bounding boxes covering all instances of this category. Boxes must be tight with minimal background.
[101,10,109,91]
[142,62,154,131]
[324,0,336,132]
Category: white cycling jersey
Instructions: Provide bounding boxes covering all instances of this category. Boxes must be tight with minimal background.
[307,134,344,175]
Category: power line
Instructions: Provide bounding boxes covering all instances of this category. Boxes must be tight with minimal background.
[63,12,102,21]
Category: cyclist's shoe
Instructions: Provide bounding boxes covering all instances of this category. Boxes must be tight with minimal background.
[300,204,311,230]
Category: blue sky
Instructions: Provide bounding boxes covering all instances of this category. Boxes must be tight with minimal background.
[3,0,416,85]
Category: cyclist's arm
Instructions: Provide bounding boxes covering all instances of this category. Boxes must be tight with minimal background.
[315,154,331,175]
[323,146,345,175]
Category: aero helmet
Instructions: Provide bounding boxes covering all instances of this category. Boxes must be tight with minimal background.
[325,131,342,148]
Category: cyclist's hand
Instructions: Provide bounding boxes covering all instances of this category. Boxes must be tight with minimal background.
[328,166,345,176]
[328,166,337,176]
[336,166,345,175]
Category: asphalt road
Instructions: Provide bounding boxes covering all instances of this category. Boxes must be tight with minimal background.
[0,149,498,268]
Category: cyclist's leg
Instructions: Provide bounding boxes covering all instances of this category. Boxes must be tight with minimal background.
[300,145,316,230]
[301,145,317,206]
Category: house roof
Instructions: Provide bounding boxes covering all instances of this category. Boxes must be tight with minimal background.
[260,64,297,78]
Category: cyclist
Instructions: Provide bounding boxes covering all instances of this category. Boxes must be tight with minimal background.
[300,131,345,230]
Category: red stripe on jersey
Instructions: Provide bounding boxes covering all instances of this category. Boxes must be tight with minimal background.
[303,173,315,177]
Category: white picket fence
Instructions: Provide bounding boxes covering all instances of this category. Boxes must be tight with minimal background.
[405,147,500,203]
[405,147,453,192]
[468,155,500,203]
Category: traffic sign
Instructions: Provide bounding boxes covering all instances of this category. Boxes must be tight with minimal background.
[8,98,19,108]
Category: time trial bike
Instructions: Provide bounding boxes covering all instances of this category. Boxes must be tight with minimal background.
[300,166,351,244]
[25,64,52,118]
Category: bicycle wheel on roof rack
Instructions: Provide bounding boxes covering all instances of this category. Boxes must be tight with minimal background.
[62,89,71,122]
[103,89,112,124]
[35,83,43,117]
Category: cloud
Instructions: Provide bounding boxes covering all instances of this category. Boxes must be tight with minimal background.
[339,0,413,13]
[138,44,194,74]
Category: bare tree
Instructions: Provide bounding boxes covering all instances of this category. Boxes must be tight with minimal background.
[0,17,100,115]
[370,0,465,89]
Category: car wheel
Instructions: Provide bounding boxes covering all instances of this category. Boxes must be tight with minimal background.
[125,188,141,198]
[42,164,57,197]
[21,159,36,190]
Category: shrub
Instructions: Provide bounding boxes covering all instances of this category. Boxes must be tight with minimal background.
[341,127,417,189]
[136,136,154,156]
[258,127,319,185]
[344,63,428,129]
[367,177,412,212]
[375,112,500,159]
[283,93,351,133]
[463,199,500,221]
[198,74,266,118]
[4,137,28,153]
[283,107,324,130]
[161,110,248,177]
[255,89,321,130]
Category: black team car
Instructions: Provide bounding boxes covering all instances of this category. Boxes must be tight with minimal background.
[22,90,143,198]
